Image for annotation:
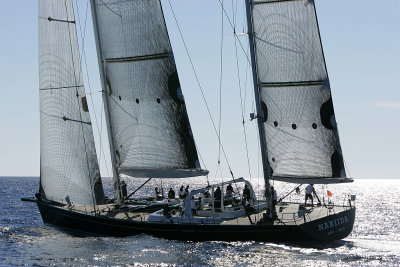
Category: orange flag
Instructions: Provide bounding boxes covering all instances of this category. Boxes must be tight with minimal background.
[327,190,333,197]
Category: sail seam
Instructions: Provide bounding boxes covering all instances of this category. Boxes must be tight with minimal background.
[260,80,324,87]
[253,0,303,5]
[271,176,353,184]
[105,53,170,63]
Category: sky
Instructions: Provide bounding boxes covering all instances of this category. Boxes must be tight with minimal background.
[0,0,399,180]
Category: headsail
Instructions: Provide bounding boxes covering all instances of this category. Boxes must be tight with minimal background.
[249,0,347,182]
[91,0,207,178]
[39,0,105,205]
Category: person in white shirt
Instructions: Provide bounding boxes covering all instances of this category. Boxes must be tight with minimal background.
[304,184,315,206]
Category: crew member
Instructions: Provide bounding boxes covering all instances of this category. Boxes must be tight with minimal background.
[168,187,175,199]
[243,184,251,201]
[155,187,163,201]
[179,185,185,199]
[121,180,127,200]
[305,184,315,206]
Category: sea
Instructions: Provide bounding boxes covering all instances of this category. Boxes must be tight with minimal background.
[1,176,399,266]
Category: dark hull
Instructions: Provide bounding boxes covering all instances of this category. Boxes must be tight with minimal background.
[34,200,355,242]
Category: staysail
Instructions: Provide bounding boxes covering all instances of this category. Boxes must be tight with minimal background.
[249,0,348,182]
[90,0,207,178]
[39,0,105,205]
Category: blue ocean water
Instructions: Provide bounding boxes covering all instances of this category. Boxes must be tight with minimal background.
[1,177,399,266]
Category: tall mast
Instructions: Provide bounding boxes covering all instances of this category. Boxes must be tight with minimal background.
[244,0,272,208]
[89,0,122,204]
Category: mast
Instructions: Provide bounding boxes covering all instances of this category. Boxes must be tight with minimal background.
[89,0,122,204]
[244,0,272,208]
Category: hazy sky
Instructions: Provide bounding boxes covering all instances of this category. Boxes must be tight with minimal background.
[0,0,399,180]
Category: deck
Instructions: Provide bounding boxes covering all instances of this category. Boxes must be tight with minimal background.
[62,201,351,226]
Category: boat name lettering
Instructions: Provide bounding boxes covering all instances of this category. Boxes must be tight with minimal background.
[318,216,348,231]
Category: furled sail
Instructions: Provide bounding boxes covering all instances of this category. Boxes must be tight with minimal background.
[91,0,207,178]
[39,0,105,205]
[250,0,347,182]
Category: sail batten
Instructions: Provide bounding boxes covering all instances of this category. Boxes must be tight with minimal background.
[250,0,346,179]
[92,0,206,178]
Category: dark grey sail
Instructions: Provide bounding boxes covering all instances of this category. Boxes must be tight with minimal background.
[39,0,105,205]
[249,0,348,182]
[90,0,207,178]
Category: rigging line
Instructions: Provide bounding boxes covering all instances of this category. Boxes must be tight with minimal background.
[338,122,351,178]
[231,0,236,27]
[214,164,221,183]
[66,0,97,211]
[256,116,261,181]
[167,0,234,178]
[216,0,252,66]
[217,0,224,168]
[343,157,352,178]
[244,43,252,115]
[240,35,252,115]
[193,140,208,186]
[83,90,103,96]
[98,0,122,18]
[76,0,110,177]
[240,30,254,115]
[195,142,207,171]
[99,99,111,178]
[76,0,88,61]
[231,0,251,179]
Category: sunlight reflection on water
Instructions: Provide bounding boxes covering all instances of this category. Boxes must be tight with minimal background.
[1,177,399,266]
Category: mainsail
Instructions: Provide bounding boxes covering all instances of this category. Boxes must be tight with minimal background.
[39,0,105,205]
[91,0,207,178]
[249,0,347,182]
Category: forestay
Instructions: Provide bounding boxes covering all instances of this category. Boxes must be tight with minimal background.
[250,0,347,181]
[91,0,207,178]
[39,0,105,205]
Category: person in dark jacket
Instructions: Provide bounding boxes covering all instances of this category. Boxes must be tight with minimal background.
[168,188,175,199]
[243,184,251,201]
[214,186,222,211]
[121,180,127,200]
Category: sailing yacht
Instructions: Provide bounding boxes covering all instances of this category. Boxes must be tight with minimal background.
[22,0,355,242]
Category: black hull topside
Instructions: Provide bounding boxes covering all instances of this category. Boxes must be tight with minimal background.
[33,200,355,243]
